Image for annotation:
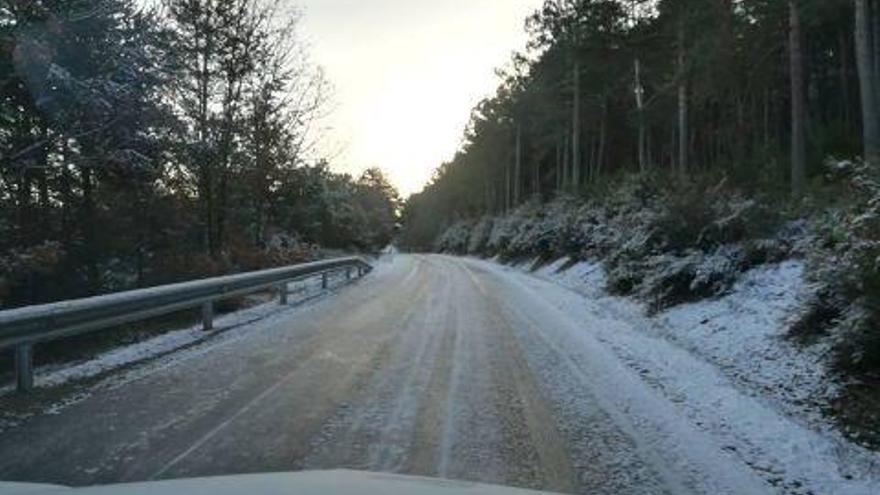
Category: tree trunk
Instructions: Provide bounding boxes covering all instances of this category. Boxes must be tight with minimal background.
[764,89,771,150]
[735,96,747,164]
[514,124,522,205]
[81,166,100,292]
[678,19,689,177]
[200,164,216,257]
[37,125,49,211]
[504,157,511,212]
[670,120,677,170]
[588,135,597,183]
[16,172,31,245]
[534,149,540,195]
[856,0,880,165]
[840,31,853,129]
[562,132,570,191]
[216,169,228,253]
[790,0,807,195]
[635,58,647,173]
[197,19,216,257]
[873,0,880,93]
[59,142,73,247]
[597,102,607,178]
[555,136,563,191]
[571,60,581,189]
[484,172,493,213]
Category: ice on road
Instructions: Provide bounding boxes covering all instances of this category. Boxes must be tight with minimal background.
[0,254,878,494]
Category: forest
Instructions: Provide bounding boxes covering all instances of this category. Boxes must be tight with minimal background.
[0,0,400,309]
[399,0,880,414]
[402,0,880,241]
[409,0,880,237]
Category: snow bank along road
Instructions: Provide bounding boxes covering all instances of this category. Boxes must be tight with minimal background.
[0,254,878,494]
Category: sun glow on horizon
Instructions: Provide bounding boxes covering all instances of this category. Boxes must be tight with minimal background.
[298,0,541,197]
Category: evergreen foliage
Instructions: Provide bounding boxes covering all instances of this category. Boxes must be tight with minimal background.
[0,1,399,308]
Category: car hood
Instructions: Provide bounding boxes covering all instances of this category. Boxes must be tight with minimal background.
[0,470,559,495]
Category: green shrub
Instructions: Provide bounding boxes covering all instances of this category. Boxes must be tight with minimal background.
[434,171,792,312]
[790,159,880,376]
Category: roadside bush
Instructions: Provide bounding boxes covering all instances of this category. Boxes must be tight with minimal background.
[505,205,543,259]
[434,220,475,254]
[638,247,745,312]
[0,241,67,308]
[434,172,792,311]
[467,217,494,254]
[563,204,604,257]
[505,200,578,261]
[656,180,718,252]
[486,209,525,255]
[790,160,880,375]
[596,176,788,308]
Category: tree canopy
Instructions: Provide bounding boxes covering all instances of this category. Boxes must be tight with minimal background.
[400,0,880,250]
[0,0,399,308]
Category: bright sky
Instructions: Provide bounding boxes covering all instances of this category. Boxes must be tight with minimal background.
[296,0,542,196]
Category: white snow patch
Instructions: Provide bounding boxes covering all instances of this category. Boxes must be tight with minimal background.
[533,258,608,298]
[0,272,352,395]
[530,258,837,430]
[33,327,205,390]
[504,256,880,494]
[655,261,837,426]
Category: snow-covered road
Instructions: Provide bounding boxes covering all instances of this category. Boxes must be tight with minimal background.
[0,254,878,494]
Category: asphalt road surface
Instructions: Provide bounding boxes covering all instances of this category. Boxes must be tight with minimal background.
[0,255,797,494]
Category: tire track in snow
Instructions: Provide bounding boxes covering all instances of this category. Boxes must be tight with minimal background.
[493,257,880,495]
[295,256,455,473]
[455,259,579,494]
[464,257,774,494]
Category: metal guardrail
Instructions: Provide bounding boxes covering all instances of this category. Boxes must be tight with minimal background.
[0,257,372,393]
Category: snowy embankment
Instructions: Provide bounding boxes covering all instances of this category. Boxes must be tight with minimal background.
[498,256,880,494]
[0,271,350,395]
[532,258,837,431]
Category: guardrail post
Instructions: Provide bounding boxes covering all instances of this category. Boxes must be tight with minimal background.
[15,344,34,393]
[202,301,214,331]
[345,268,351,280]
[321,272,328,289]
[279,282,289,305]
